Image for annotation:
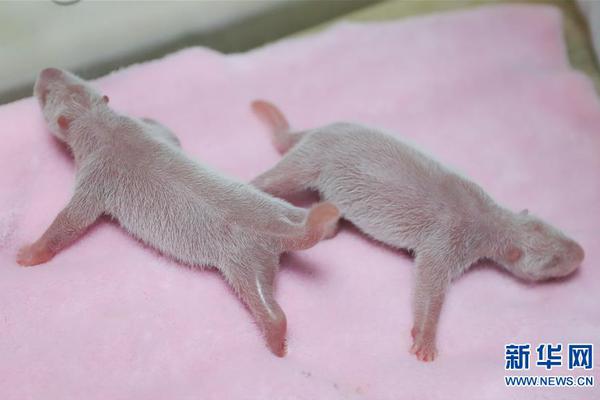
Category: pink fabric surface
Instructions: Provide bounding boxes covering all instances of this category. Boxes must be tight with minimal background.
[1,4,599,399]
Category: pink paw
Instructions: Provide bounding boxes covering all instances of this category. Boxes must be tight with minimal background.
[264,312,287,357]
[267,335,287,358]
[410,326,420,339]
[322,221,339,240]
[410,335,438,362]
[16,242,54,267]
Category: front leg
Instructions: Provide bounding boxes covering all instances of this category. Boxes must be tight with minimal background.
[410,255,449,362]
[17,191,103,266]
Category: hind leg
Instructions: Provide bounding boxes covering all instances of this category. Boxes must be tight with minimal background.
[252,147,317,198]
[223,255,287,356]
[410,254,450,362]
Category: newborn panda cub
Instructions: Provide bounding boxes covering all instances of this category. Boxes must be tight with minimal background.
[250,100,585,362]
[16,68,340,357]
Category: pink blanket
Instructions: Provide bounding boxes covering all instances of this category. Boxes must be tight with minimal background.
[1,5,598,399]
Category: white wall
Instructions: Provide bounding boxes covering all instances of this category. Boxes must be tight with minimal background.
[0,0,282,100]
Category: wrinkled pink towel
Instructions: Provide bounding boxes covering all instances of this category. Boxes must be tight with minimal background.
[1,5,599,400]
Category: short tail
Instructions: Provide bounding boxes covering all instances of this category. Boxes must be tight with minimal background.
[282,202,340,251]
[252,100,304,154]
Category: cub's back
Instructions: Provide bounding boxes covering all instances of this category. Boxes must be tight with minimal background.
[90,122,240,264]
[306,123,491,247]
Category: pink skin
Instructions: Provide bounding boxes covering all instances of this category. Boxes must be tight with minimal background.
[17,68,341,357]
[250,100,585,362]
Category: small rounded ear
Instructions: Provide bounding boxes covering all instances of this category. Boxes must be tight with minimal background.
[57,115,70,130]
[506,246,523,263]
[102,95,109,103]
[519,209,529,216]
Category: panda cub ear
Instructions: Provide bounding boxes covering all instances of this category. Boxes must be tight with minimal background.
[102,95,109,104]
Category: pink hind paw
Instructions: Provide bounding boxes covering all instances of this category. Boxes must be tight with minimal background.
[264,312,287,357]
[16,242,55,267]
[410,334,438,362]
[322,220,340,240]
[309,202,340,238]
